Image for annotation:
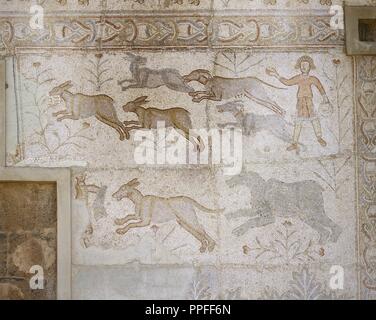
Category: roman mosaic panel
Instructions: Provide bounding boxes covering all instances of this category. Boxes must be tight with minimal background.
[0,0,375,300]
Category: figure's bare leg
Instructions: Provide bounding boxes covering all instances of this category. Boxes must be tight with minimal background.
[96,114,127,141]
[115,214,139,226]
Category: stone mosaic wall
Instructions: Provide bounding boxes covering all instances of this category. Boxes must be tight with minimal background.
[0,0,375,299]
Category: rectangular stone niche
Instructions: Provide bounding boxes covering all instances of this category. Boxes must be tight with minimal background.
[0,181,57,300]
[345,6,376,55]
[359,19,376,42]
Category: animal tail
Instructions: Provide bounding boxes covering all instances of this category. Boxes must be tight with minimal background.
[188,198,224,214]
[244,90,286,117]
[256,78,287,90]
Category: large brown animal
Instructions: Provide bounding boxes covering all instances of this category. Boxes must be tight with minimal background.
[183,69,286,116]
[113,178,223,253]
[49,81,129,140]
[122,96,204,151]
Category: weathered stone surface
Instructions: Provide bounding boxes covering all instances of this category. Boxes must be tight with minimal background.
[0,182,56,231]
[0,182,57,300]
[0,0,374,300]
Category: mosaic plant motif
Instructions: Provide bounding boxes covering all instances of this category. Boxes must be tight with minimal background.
[84,53,114,92]
[244,220,322,265]
[21,62,93,158]
[262,268,352,300]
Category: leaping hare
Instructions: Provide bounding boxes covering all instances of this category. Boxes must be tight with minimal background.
[122,96,204,151]
[49,81,130,140]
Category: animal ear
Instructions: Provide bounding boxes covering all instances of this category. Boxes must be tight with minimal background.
[127,178,140,187]
[135,96,149,104]
[60,80,73,89]
[201,70,213,81]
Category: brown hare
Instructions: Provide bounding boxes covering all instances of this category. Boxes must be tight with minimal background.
[122,96,204,151]
[49,81,130,141]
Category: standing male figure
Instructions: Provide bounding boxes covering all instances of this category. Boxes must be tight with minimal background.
[267,56,329,151]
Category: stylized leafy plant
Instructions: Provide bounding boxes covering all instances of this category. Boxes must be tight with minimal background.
[215,50,264,77]
[249,220,320,265]
[22,62,93,156]
[263,268,353,300]
[85,53,113,92]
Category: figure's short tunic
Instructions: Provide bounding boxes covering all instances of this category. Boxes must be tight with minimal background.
[279,74,325,119]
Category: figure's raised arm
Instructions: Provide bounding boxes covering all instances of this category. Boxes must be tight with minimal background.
[277,74,300,86]
[266,68,299,86]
